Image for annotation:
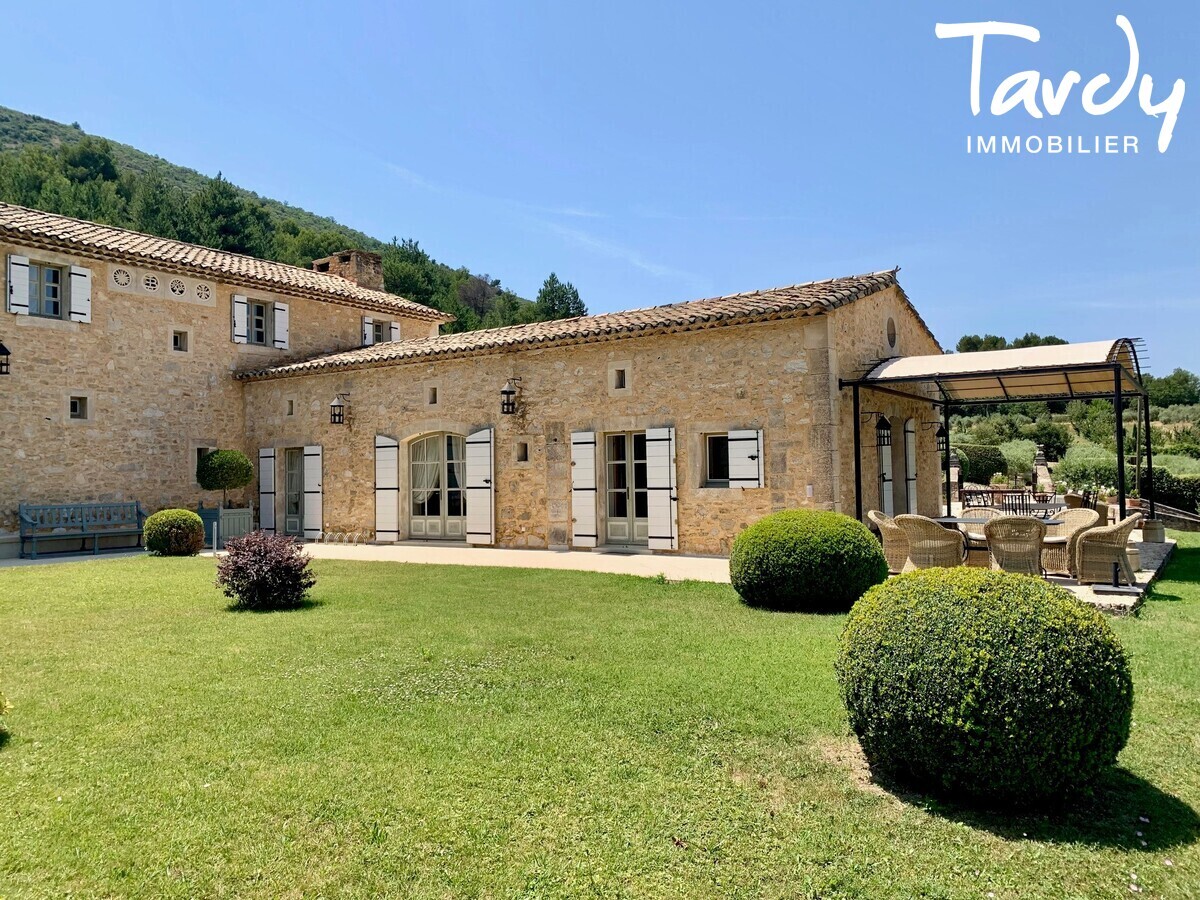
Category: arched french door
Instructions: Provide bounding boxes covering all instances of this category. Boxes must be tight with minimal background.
[409,432,467,540]
[903,419,918,514]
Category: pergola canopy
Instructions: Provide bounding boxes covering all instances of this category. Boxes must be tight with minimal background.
[857,338,1143,403]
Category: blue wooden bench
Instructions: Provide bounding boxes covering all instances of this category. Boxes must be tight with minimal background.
[18,501,148,559]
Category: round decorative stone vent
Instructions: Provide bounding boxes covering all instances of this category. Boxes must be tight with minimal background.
[143,274,159,292]
[112,268,132,288]
[170,278,187,296]
[195,283,212,301]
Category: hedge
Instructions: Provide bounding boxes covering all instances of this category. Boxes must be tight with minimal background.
[953,443,1006,484]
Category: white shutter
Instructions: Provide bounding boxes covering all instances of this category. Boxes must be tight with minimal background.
[570,431,598,548]
[646,426,679,550]
[7,254,29,315]
[231,294,248,344]
[389,321,401,342]
[879,442,895,517]
[728,429,764,488]
[302,445,323,539]
[465,427,494,545]
[258,448,276,533]
[904,420,918,514]
[273,302,289,349]
[68,266,92,323]
[362,316,374,345]
[374,434,400,542]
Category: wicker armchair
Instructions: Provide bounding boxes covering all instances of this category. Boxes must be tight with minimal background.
[1076,514,1143,586]
[895,515,965,570]
[962,508,1003,567]
[868,509,910,574]
[1041,508,1100,576]
[984,516,1047,576]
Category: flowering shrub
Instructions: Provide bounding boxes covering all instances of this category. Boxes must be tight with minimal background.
[216,530,316,611]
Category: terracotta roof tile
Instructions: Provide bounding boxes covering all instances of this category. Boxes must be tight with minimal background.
[0,202,451,323]
[238,270,915,381]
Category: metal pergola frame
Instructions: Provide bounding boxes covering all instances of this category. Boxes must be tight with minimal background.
[839,344,1155,524]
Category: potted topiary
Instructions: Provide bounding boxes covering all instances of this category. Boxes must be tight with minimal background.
[196,449,255,548]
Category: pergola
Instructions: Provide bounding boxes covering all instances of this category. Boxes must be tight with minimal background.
[839,338,1155,522]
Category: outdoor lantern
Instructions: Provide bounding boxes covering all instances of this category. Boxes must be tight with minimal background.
[329,394,346,425]
[500,379,519,415]
[875,415,892,448]
[0,340,9,375]
[935,424,949,453]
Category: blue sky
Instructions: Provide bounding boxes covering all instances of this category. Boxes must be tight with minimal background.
[8,1,1199,369]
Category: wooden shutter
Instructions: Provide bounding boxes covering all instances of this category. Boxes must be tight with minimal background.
[570,431,598,548]
[389,321,401,342]
[645,426,679,550]
[374,434,400,542]
[7,254,29,315]
[361,316,374,346]
[878,441,895,517]
[904,420,918,514]
[302,445,323,539]
[465,427,494,545]
[727,429,764,488]
[272,302,290,349]
[68,266,92,323]
[258,448,276,532]
[231,294,248,343]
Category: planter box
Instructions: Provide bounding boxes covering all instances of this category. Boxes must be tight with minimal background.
[198,504,255,549]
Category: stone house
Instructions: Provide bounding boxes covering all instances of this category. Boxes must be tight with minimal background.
[1,203,944,558]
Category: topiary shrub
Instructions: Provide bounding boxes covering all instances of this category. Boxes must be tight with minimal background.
[144,509,205,556]
[197,449,255,508]
[216,530,316,611]
[837,568,1133,806]
[729,510,887,612]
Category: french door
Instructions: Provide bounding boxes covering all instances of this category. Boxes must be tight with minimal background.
[283,448,304,536]
[604,432,648,545]
[410,433,467,540]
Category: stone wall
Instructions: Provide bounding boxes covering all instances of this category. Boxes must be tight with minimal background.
[242,289,944,556]
[0,241,433,532]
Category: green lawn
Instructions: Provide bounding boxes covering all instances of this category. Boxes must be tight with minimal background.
[2,538,1199,899]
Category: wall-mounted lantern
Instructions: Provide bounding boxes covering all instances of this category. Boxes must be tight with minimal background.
[875,415,892,448]
[935,424,949,454]
[330,393,349,425]
[500,378,521,415]
[0,340,9,375]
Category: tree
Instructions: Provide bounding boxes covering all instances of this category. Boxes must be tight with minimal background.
[58,136,119,183]
[1010,332,1068,348]
[188,173,274,258]
[129,167,185,239]
[197,449,254,508]
[1144,368,1200,408]
[956,334,1008,353]
[535,272,586,321]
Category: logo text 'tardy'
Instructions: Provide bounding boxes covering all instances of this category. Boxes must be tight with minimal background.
[935,16,1185,152]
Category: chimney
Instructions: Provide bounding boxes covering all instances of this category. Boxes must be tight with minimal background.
[312,249,384,292]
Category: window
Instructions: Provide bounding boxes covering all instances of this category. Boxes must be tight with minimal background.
[427,386,438,406]
[69,396,88,420]
[886,317,897,349]
[704,434,730,486]
[172,330,189,352]
[372,321,387,344]
[29,263,64,319]
[613,368,627,390]
[516,441,530,463]
[286,399,295,417]
[248,301,271,346]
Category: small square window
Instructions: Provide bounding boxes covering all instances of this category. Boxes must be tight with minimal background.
[613,368,627,390]
[516,441,530,463]
[69,396,88,420]
[705,434,730,486]
[373,321,387,344]
[172,330,189,352]
[248,301,271,346]
[428,386,438,406]
[286,399,295,416]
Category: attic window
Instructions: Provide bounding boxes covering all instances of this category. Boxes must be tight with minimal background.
[339,253,351,263]
[613,368,627,390]
[427,386,438,406]
[315,262,330,272]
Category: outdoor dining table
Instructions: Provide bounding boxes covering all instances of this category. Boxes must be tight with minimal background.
[935,516,1064,527]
